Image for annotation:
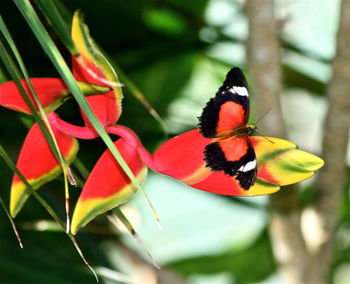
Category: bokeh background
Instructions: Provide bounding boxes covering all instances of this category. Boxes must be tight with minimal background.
[0,0,349,283]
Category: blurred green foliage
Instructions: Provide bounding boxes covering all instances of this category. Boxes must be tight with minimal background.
[167,229,276,283]
[0,0,348,283]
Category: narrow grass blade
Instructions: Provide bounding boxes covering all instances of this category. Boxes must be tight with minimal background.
[117,69,168,137]
[0,195,23,248]
[34,0,77,54]
[108,210,159,269]
[70,237,99,282]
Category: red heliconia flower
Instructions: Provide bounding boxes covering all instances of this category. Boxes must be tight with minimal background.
[2,11,152,234]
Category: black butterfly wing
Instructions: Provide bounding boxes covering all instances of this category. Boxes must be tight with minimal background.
[198,67,250,138]
[204,136,257,190]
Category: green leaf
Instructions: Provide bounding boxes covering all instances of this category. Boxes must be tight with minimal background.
[167,229,276,283]
[34,0,77,54]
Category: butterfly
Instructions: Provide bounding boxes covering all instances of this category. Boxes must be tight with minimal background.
[198,67,257,190]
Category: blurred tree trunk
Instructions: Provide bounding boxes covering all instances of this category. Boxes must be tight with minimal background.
[306,1,350,283]
[246,0,350,283]
[246,0,308,283]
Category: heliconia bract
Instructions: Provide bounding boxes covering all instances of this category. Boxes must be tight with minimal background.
[71,10,123,127]
[71,138,147,234]
[10,114,79,217]
[153,129,324,196]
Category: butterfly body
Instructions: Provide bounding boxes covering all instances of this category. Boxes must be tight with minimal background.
[199,67,258,190]
[215,124,257,141]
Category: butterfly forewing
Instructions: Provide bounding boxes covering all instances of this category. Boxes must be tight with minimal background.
[198,67,250,138]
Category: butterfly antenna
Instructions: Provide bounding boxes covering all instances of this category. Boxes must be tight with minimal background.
[254,108,271,125]
[255,130,275,144]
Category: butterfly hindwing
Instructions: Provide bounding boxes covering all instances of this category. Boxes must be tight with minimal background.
[204,137,257,190]
[199,67,250,138]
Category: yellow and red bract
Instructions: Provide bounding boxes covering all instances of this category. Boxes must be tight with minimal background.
[153,129,324,196]
[10,114,79,217]
[71,11,123,128]
[71,138,147,234]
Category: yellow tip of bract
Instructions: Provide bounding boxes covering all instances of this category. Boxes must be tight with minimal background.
[10,181,30,217]
[10,163,69,217]
[72,10,92,59]
[70,167,147,234]
[268,149,324,186]
[245,180,280,196]
[251,136,325,188]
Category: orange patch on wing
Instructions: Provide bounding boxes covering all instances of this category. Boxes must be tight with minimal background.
[216,102,245,133]
[218,137,248,161]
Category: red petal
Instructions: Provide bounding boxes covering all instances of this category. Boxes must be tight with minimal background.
[191,171,245,195]
[0,78,111,115]
[10,114,79,216]
[73,58,120,126]
[190,171,280,196]
[0,78,69,114]
[80,139,145,200]
[71,138,147,234]
[153,129,212,183]
[153,129,280,196]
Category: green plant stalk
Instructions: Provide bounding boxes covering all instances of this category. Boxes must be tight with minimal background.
[0,194,23,249]
[110,209,159,268]
[34,0,77,54]
[73,158,90,180]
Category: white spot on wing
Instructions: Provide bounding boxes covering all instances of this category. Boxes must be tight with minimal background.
[238,159,256,172]
[228,86,249,97]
